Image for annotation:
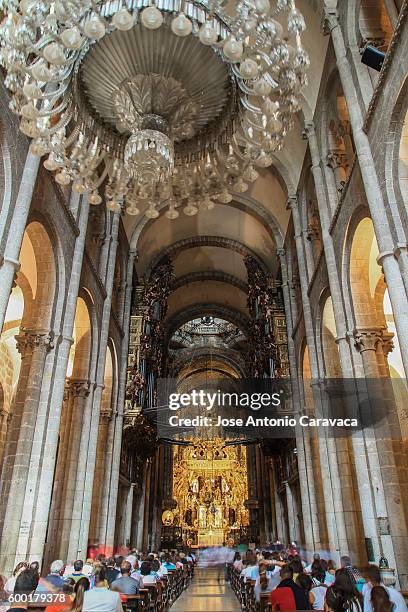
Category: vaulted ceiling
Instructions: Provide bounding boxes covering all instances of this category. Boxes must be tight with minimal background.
[122,0,331,332]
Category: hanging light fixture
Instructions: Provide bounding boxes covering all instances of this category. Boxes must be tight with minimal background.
[0,0,308,219]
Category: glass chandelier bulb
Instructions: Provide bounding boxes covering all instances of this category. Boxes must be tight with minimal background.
[72,180,87,194]
[198,22,218,45]
[141,6,163,30]
[89,190,102,205]
[239,59,259,79]
[261,98,279,116]
[43,43,65,65]
[145,206,159,219]
[43,154,61,171]
[31,62,52,82]
[171,13,192,37]
[21,103,39,120]
[112,8,134,31]
[233,178,248,193]
[23,82,43,100]
[253,77,272,96]
[60,27,82,50]
[126,206,140,216]
[183,203,198,216]
[55,169,71,186]
[165,204,179,220]
[84,17,106,40]
[255,0,270,15]
[107,199,122,213]
[55,1,68,21]
[243,15,258,33]
[29,139,48,156]
[223,37,244,61]
[218,190,232,204]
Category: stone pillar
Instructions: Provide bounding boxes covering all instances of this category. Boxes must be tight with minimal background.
[0,152,40,334]
[324,9,408,378]
[102,250,136,550]
[304,122,396,564]
[0,328,54,574]
[142,459,152,550]
[301,127,355,377]
[136,463,148,551]
[25,195,90,566]
[69,212,121,560]
[124,484,135,548]
[285,481,296,544]
[278,248,321,553]
[285,200,351,560]
[59,380,91,561]
[90,411,111,546]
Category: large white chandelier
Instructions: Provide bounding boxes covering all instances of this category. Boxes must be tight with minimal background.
[0,0,308,219]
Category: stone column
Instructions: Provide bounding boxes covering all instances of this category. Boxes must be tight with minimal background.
[285,200,351,560]
[0,153,40,334]
[136,463,148,551]
[26,195,90,566]
[70,211,121,560]
[285,481,296,544]
[324,9,408,378]
[124,484,135,548]
[0,328,54,574]
[301,127,356,377]
[89,411,111,546]
[102,250,136,550]
[304,122,395,563]
[59,380,91,561]
[142,459,153,550]
[278,248,321,553]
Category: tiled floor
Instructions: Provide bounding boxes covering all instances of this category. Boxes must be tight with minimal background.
[171,567,240,611]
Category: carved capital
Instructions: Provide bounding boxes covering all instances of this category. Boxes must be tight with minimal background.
[286,195,298,211]
[15,329,55,356]
[67,379,91,398]
[353,328,384,353]
[277,248,286,260]
[322,8,339,36]
[302,121,315,140]
[327,151,349,171]
[381,331,394,357]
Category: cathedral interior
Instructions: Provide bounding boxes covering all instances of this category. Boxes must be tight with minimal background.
[0,0,408,598]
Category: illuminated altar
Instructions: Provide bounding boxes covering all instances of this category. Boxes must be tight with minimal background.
[170,438,249,547]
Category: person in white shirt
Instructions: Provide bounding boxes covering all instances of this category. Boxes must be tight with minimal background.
[362,565,407,612]
[82,568,122,612]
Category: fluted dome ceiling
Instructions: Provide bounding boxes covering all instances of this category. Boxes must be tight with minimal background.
[80,24,235,152]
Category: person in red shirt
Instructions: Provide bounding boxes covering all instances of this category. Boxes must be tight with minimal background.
[270,565,311,610]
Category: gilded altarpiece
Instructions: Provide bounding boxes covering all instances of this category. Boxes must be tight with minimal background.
[170,438,249,547]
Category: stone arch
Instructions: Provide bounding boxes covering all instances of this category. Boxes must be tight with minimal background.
[317,291,342,378]
[165,304,250,342]
[384,75,408,237]
[149,236,268,278]
[69,295,93,380]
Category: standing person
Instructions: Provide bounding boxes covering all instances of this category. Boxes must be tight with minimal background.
[270,565,311,610]
[82,568,122,612]
[362,565,407,612]
[6,569,39,612]
[110,561,141,594]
